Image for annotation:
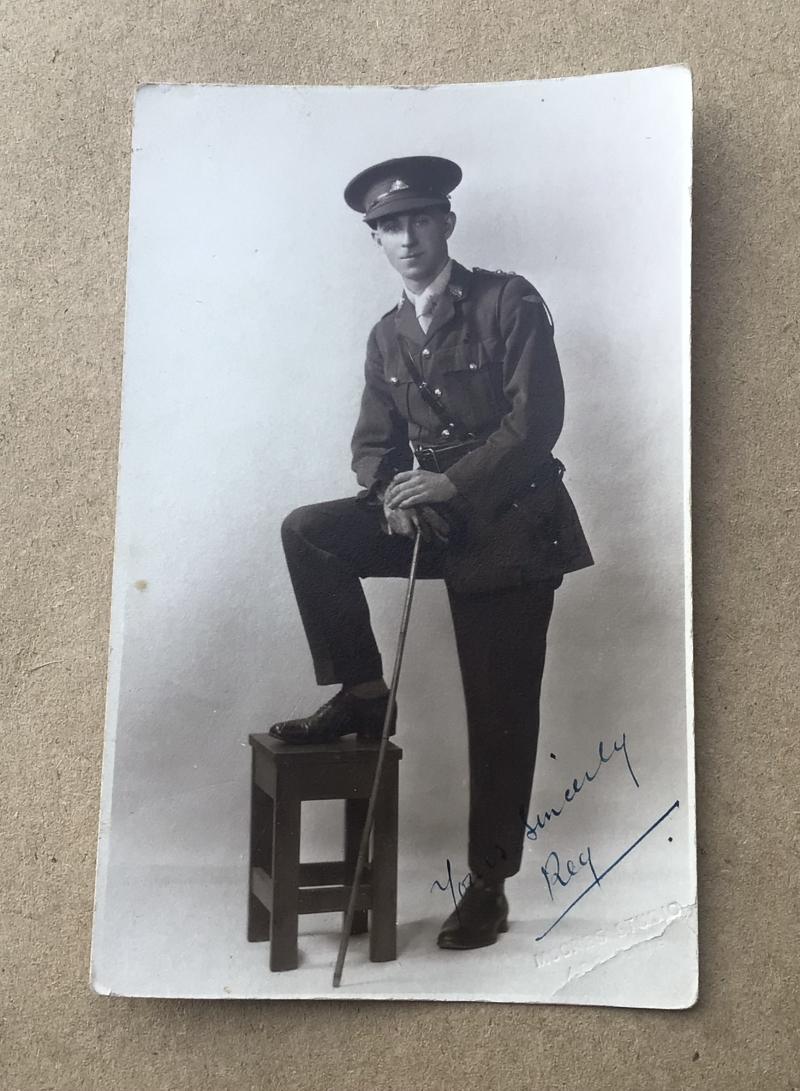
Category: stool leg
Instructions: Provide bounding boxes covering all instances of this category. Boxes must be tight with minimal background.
[270,795,301,971]
[369,763,399,962]
[248,776,273,942]
[345,798,369,936]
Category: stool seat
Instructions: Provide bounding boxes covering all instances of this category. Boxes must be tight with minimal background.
[247,731,402,972]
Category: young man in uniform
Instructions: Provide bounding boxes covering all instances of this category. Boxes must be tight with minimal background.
[269,155,593,950]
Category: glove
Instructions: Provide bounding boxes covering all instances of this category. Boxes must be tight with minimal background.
[415,504,451,545]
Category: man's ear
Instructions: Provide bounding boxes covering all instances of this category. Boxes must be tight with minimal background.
[443,211,457,240]
[371,229,383,250]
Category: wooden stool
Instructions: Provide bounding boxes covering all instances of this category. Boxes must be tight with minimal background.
[247,732,402,972]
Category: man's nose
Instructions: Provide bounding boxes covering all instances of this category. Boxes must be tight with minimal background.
[401,222,418,246]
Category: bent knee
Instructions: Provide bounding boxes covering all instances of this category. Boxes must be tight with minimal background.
[281,498,364,554]
[281,502,335,547]
[282,504,314,541]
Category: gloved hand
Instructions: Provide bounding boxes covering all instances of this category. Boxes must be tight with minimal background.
[415,504,451,545]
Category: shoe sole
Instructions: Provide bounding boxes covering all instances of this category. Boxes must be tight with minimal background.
[268,726,397,745]
[269,704,397,745]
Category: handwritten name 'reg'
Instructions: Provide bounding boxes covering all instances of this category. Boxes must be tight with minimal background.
[541,846,600,901]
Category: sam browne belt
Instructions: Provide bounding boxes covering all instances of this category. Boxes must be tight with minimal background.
[414,438,483,473]
[400,336,565,502]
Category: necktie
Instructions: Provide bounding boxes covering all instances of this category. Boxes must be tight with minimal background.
[417,294,439,334]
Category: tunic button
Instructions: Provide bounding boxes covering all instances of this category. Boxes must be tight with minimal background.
[434,388,442,396]
[389,377,399,384]
[468,362,478,371]
[422,348,431,357]
[441,429,451,437]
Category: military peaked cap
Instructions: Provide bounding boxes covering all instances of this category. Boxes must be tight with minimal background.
[344,155,462,225]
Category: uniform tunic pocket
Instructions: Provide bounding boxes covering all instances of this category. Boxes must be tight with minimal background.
[433,337,506,430]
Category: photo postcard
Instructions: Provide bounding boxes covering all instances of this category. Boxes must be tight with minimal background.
[90,65,696,1007]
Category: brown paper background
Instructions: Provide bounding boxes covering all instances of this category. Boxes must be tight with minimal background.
[2,2,797,1088]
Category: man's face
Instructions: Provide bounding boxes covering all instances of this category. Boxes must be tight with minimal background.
[371,207,456,288]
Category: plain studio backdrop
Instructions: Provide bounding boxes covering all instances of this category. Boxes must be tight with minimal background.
[91,68,695,1005]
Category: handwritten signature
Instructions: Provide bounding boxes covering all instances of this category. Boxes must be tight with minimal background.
[535,799,680,941]
[541,845,600,901]
[430,733,676,944]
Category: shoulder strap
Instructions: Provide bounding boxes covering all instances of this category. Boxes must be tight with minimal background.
[495,273,556,335]
[398,337,475,442]
[471,266,514,341]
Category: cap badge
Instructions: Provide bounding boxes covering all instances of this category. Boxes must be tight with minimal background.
[389,178,410,192]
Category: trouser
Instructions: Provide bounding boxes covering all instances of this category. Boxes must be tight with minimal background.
[280,497,559,883]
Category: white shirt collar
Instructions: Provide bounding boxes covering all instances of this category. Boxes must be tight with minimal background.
[402,258,453,316]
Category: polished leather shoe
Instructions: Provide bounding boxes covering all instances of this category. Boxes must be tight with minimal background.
[268,688,396,745]
[437,881,509,950]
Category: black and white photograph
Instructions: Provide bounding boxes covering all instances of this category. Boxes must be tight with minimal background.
[90,66,695,1006]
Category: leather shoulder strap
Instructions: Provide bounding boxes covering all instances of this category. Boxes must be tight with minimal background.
[398,337,475,442]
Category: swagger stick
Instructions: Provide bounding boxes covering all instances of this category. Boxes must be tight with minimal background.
[332,527,423,988]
